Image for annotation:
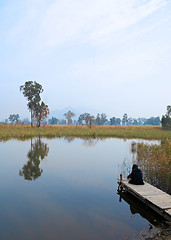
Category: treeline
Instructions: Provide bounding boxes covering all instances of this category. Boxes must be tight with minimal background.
[1,112,161,126]
[48,112,161,126]
[0,80,170,130]
[1,106,170,130]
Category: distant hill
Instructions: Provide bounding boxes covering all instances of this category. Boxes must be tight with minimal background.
[49,106,100,120]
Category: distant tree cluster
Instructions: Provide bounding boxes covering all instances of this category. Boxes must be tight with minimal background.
[1,110,163,128]
[161,105,171,130]
[46,111,161,127]
[8,114,20,124]
[3,116,31,125]
[48,117,59,125]
[77,113,95,128]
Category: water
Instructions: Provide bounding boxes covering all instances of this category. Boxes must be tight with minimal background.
[0,137,164,240]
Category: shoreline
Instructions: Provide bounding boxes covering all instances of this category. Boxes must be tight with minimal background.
[0,125,170,141]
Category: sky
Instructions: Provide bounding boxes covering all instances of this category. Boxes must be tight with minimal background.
[0,0,171,121]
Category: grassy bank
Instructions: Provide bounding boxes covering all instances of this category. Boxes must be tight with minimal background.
[133,140,171,194]
[0,125,171,141]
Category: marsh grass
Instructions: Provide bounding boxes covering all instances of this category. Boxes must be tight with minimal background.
[0,125,170,141]
[132,140,171,194]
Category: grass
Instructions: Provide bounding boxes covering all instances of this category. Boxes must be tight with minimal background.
[0,124,171,141]
[133,140,171,194]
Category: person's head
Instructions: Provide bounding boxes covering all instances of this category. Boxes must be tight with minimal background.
[132,164,138,171]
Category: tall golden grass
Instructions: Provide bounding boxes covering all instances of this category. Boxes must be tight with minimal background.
[132,140,171,194]
[0,124,170,141]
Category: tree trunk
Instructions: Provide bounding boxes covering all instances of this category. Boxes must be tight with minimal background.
[31,109,33,127]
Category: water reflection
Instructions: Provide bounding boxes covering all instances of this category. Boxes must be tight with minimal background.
[19,137,49,180]
[63,137,75,143]
[63,137,100,147]
[83,138,99,147]
[117,191,163,227]
[0,137,168,240]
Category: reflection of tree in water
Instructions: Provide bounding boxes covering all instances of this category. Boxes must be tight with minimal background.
[19,137,49,181]
[83,138,100,147]
[64,137,100,147]
[64,137,75,143]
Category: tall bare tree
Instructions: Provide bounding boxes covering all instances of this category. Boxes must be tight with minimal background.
[64,110,75,125]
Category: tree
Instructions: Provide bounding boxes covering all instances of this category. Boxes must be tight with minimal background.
[89,115,95,128]
[95,113,107,125]
[132,119,138,125]
[48,117,59,125]
[9,114,20,124]
[77,114,85,125]
[96,113,101,125]
[83,113,91,125]
[161,105,171,130]
[122,113,128,125]
[110,117,121,125]
[100,113,107,125]
[64,110,75,125]
[167,105,171,117]
[33,101,50,127]
[20,81,43,127]
[128,118,133,125]
[77,113,94,128]
[83,114,95,128]
[144,117,160,126]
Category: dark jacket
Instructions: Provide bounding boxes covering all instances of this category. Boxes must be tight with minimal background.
[128,168,144,185]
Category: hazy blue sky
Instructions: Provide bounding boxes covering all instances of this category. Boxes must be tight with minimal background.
[0,0,170,120]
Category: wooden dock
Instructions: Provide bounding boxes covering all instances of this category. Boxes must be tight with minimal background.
[118,178,171,222]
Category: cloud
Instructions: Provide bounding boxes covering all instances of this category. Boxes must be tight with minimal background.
[3,0,167,48]
[0,0,170,119]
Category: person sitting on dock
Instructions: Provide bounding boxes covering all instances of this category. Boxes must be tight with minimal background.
[127,164,144,185]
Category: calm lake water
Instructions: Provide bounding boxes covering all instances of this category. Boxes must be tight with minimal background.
[0,137,164,240]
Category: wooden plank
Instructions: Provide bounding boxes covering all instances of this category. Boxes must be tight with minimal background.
[123,185,157,192]
[126,185,161,192]
[152,202,171,208]
[118,179,171,221]
[155,204,171,209]
[142,193,170,197]
[146,195,171,202]
[138,192,165,196]
[145,196,171,202]
[133,191,160,196]
[166,209,171,215]
[122,182,169,198]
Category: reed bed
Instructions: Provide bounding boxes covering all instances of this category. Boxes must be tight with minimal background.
[132,140,171,194]
[0,125,170,141]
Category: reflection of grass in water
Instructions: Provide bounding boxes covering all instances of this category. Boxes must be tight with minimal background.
[120,158,132,179]
[132,140,171,194]
[0,125,171,141]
